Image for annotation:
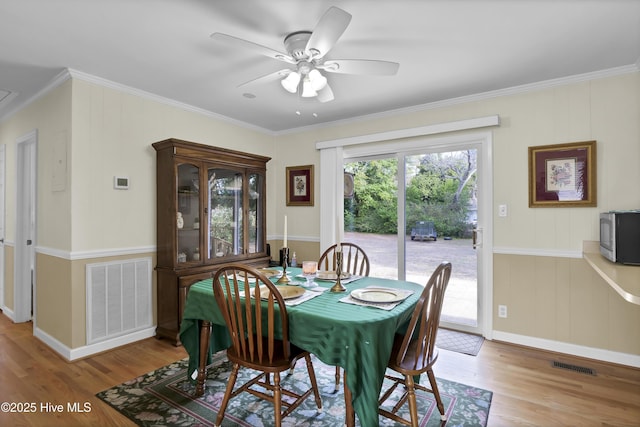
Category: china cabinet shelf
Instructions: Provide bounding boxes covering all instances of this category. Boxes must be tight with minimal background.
[583,241,640,306]
[153,138,271,344]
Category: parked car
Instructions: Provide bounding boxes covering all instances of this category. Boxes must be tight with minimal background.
[410,221,437,241]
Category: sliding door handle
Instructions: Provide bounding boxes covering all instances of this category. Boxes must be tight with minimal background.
[472,228,482,249]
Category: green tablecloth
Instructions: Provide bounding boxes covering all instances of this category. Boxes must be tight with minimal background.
[179,268,422,427]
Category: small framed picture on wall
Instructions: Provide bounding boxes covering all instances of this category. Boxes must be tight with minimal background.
[286,165,314,206]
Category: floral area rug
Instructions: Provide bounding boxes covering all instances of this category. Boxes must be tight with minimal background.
[97,351,492,426]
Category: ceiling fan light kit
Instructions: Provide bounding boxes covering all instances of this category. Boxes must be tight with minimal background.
[211,6,399,103]
[281,72,301,93]
[308,69,327,91]
[301,78,317,98]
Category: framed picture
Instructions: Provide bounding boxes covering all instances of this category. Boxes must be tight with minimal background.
[528,140,596,207]
[286,165,314,206]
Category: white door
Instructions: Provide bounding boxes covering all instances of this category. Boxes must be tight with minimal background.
[403,146,482,334]
[15,131,37,323]
[0,145,5,310]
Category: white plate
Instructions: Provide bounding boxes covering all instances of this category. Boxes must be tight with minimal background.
[350,288,407,303]
[315,271,351,281]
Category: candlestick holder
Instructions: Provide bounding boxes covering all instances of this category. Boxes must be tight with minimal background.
[330,251,346,292]
[277,247,291,284]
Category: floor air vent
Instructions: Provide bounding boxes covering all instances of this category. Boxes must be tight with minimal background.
[552,361,596,376]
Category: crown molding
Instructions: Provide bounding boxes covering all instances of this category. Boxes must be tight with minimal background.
[276,64,640,136]
[3,64,638,133]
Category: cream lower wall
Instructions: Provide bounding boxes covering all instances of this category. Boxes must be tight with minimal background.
[36,253,72,346]
[268,239,321,266]
[494,254,640,355]
[34,251,157,349]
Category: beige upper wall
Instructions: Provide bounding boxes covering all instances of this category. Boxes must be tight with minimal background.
[0,80,73,248]
[276,72,640,251]
[68,79,276,253]
[1,72,637,253]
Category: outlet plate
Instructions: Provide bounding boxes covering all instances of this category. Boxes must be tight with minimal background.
[498,304,508,318]
[498,204,508,217]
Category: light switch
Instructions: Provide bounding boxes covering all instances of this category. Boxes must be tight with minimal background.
[498,204,508,217]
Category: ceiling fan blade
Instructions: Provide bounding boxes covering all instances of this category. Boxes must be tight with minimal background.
[305,6,352,58]
[236,69,291,88]
[320,59,400,76]
[210,32,296,64]
[317,83,334,103]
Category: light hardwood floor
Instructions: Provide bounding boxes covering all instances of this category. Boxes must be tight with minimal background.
[1,315,638,426]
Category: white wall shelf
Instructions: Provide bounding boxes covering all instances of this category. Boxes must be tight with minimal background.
[583,241,640,305]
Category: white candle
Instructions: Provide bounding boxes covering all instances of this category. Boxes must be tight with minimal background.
[336,215,341,252]
[283,215,288,248]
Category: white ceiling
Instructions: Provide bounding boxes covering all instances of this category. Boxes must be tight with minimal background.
[1,0,639,133]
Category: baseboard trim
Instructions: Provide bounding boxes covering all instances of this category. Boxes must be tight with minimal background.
[492,330,640,368]
[1,307,15,321]
[34,326,157,361]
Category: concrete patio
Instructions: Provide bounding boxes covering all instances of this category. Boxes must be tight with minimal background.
[344,231,478,326]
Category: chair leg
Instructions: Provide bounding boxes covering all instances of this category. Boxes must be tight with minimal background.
[426,369,447,421]
[304,355,323,412]
[404,374,419,427]
[335,366,341,392]
[215,363,239,427]
[273,372,282,427]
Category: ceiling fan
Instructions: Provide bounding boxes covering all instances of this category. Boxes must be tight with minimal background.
[210,6,399,103]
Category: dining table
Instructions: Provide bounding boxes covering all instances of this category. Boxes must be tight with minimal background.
[178,267,423,427]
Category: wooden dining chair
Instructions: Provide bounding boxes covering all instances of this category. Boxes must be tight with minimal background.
[318,242,370,392]
[318,242,370,277]
[212,264,322,427]
[378,261,452,426]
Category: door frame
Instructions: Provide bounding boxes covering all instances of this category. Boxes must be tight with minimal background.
[0,144,5,310]
[15,130,37,324]
[317,116,498,338]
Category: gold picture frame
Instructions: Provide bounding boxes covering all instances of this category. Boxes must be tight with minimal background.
[286,165,314,206]
[528,140,596,207]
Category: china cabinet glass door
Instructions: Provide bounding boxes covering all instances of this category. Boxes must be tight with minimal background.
[208,167,243,260]
[176,162,200,264]
[248,173,264,254]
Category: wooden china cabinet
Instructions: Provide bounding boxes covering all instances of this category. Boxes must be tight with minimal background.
[153,138,271,344]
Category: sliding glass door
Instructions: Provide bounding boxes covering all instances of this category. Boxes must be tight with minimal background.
[343,144,483,333]
[404,148,479,330]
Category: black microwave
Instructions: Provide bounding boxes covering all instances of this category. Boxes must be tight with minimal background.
[599,210,640,265]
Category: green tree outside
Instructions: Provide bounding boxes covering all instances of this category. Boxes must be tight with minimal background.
[345,150,476,238]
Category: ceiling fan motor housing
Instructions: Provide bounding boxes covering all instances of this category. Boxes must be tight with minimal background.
[284,31,313,60]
